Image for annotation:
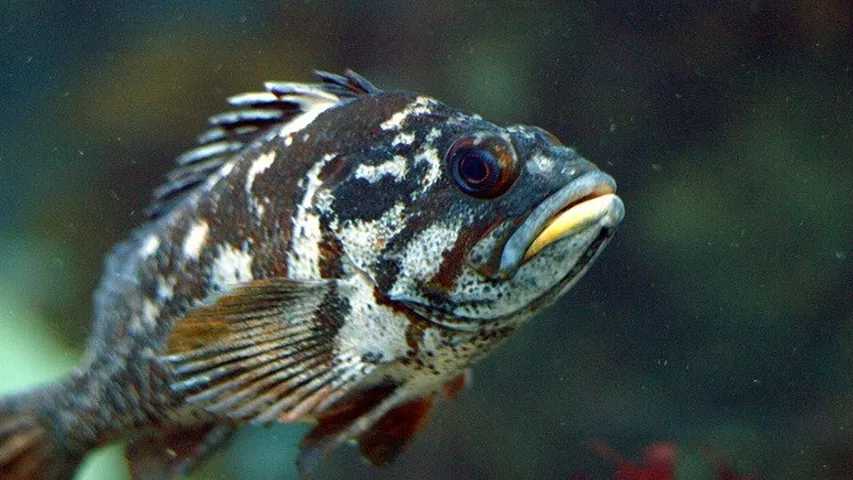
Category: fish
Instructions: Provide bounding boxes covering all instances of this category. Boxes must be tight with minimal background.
[0,69,624,479]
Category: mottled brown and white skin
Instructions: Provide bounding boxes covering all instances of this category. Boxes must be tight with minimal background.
[0,71,624,479]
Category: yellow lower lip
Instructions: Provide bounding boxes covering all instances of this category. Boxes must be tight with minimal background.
[523,193,621,261]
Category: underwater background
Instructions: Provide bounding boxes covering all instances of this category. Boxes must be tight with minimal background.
[0,1,851,478]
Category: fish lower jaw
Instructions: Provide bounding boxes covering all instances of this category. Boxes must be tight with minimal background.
[523,193,624,261]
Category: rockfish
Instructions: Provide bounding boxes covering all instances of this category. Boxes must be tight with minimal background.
[0,70,624,479]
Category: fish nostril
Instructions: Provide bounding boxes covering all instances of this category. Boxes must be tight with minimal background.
[575,156,598,171]
[560,158,598,181]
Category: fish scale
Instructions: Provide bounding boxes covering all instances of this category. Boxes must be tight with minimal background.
[0,70,623,480]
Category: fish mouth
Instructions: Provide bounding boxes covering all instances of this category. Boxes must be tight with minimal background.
[498,171,625,277]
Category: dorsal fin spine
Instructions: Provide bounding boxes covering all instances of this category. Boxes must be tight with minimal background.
[175,142,243,166]
[195,128,227,145]
[264,82,340,102]
[226,92,284,107]
[208,109,284,127]
[146,70,383,219]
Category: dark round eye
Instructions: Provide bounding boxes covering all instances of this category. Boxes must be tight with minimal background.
[447,135,518,198]
[458,149,497,185]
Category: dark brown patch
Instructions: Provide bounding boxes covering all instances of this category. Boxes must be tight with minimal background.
[357,394,434,466]
[318,228,344,278]
[404,321,428,357]
[425,216,501,295]
[317,153,355,183]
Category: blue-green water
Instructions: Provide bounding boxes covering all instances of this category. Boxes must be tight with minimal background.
[0,2,851,479]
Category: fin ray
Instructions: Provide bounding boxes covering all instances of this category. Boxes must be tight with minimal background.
[171,331,328,376]
[231,356,338,421]
[297,383,398,476]
[190,346,333,409]
[162,278,371,424]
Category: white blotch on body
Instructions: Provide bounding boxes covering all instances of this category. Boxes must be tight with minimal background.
[391,131,415,146]
[389,220,460,298]
[141,298,160,329]
[412,147,442,197]
[203,161,236,191]
[337,202,408,273]
[183,221,209,260]
[218,161,235,178]
[353,156,408,183]
[246,151,276,217]
[315,188,336,216]
[139,235,160,259]
[156,274,176,301]
[425,127,442,142]
[287,153,337,281]
[336,274,409,361]
[380,96,434,130]
[278,97,337,139]
[210,243,254,290]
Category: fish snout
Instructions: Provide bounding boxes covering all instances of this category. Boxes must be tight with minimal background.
[498,170,624,277]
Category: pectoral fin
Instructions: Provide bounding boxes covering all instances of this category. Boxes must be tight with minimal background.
[161,278,372,424]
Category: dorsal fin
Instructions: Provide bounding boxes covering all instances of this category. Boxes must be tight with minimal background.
[314,69,381,97]
[145,70,382,219]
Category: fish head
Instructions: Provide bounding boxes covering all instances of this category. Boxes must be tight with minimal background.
[320,93,624,329]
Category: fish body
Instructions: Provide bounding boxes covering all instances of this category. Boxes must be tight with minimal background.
[0,71,624,479]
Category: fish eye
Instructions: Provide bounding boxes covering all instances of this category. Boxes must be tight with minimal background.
[447,135,518,198]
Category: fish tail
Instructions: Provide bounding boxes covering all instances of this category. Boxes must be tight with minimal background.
[0,386,84,480]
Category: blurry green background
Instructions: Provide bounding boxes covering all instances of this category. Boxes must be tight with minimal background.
[1,1,851,479]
